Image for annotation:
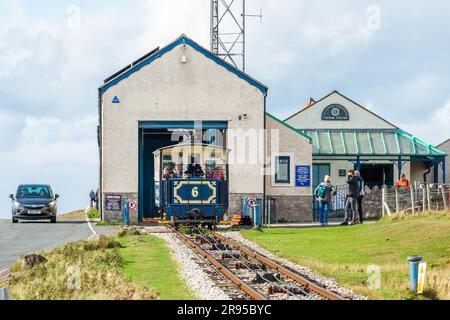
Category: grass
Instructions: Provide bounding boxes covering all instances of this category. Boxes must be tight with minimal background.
[87,208,100,219]
[1,236,158,300]
[58,210,86,220]
[241,212,450,300]
[118,234,196,300]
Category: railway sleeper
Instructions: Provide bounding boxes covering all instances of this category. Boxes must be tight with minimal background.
[268,284,305,296]
[235,262,266,271]
[221,252,242,260]
[253,273,282,284]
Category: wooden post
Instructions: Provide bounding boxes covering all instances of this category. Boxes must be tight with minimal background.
[421,184,426,213]
[410,184,416,216]
[426,184,431,212]
[382,186,386,217]
[439,185,448,210]
[395,187,399,214]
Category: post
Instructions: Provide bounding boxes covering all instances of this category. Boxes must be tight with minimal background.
[426,184,431,212]
[410,185,415,216]
[420,184,426,213]
[382,186,386,217]
[0,287,9,300]
[408,256,423,293]
[439,185,448,210]
[123,197,130,226]
[253,204,261,228]
[395,187,399,214]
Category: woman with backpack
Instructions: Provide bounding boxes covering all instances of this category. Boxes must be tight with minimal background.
[314,175,335,226]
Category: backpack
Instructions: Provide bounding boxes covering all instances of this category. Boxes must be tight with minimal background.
[316,184,328,199]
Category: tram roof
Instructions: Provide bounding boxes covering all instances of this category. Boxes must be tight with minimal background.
[153,143,230,155]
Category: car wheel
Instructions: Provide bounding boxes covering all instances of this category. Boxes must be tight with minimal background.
[12,217,18,224]
[51,217,57,224]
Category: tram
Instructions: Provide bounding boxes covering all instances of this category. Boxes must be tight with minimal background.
[153,143,229,226]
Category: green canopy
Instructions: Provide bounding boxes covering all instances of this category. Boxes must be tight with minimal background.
[303,129,447,157]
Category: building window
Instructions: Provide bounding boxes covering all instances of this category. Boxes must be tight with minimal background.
[275,156,291,184]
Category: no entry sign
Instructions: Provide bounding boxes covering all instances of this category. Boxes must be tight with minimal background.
[129,200,137,211]
[247,197,257,208]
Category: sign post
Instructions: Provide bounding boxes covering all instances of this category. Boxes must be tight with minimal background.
[417,262,427,294]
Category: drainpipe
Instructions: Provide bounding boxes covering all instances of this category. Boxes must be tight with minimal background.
[98,88,103,220]
[423,166,431,184]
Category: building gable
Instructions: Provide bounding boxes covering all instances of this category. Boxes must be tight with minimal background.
[285,91,397,130]
[100,35,268,95]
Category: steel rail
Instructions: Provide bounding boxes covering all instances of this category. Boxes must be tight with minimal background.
[193,231,307,298]
[213,232,345,301]
[168,226,267,300]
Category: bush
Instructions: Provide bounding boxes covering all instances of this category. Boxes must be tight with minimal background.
[87,209,100,219]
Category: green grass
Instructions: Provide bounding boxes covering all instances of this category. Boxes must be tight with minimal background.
[241,212,450,300]
[118,235,196,300]
[1,236,158,300]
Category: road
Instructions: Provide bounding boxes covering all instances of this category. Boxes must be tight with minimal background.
[0,218,119,271]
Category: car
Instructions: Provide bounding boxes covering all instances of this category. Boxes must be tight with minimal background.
[10,184,59,224]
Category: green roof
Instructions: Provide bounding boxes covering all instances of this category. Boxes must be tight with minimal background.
[266,112,313,142]
[302,129,447,157]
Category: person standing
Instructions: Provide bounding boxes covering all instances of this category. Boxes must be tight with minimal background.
[95,188,99,210]
[355,171,365,224]
[89,189,96,209]
[314,175,335,226]
[341,170,360,226]
[396,174,411,190]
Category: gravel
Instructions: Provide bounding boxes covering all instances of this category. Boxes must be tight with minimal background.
[141,227,243,300]
[221,231,367,300]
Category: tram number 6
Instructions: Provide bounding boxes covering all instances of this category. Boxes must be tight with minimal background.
[192,187,199,198]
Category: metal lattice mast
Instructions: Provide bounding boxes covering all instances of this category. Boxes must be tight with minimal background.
[210,0,261,72]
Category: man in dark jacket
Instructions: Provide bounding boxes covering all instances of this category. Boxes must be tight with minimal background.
[185,162,205,178]
[341,170,360,226]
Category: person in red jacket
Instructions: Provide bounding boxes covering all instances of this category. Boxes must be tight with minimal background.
[396,174,411,190]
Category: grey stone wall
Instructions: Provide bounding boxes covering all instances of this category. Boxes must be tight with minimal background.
[271,195,313,223]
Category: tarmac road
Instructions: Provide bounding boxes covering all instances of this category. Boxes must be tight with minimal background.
[0,218,119,271]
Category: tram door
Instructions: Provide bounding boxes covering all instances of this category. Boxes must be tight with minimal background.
[312,164,330,221]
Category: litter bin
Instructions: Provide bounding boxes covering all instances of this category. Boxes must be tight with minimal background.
[408,256,423,293]
[122,197,130,226]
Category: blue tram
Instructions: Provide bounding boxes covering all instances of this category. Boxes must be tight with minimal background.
[153,144,229,226]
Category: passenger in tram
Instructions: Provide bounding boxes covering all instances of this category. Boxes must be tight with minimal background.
[185,161,205,178]
[172,164,184,178]
[213,166,226,180]
[205,166,214,179]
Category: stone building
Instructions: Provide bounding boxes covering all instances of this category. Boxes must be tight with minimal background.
[98,35,313,224]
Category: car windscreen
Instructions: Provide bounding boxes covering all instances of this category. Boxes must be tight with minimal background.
[16,186,53,199]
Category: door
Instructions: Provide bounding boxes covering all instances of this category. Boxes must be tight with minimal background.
[312,164,330,221]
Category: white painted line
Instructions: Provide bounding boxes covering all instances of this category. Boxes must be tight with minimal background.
[0,269,8,274]
[85,205,97,236]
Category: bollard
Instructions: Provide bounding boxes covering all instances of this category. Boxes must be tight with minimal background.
[408,256,423,293]
[122,197,130,226]
[0,287,9,300]
[253,204,261,228]
[242,197,249,217]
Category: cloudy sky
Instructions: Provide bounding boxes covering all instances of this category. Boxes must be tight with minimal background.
[0,0,449,218]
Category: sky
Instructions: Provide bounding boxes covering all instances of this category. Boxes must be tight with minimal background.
[0,0,449,218]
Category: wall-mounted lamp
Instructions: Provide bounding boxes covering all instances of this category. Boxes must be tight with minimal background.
[238,113,248,121]
[181,44,187,64]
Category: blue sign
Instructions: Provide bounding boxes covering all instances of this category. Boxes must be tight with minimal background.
[295,166,311,187]
[112,96,120,104]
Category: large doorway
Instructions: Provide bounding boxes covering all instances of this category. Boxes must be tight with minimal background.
[360,164,394,187]
[138,122,227,221]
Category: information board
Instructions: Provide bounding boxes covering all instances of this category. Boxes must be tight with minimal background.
[105,195,122,211]
[295,166,311,187]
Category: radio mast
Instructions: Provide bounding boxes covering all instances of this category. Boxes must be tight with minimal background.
[210,0,262,72]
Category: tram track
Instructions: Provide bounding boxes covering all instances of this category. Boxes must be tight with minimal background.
[167,225,345,301]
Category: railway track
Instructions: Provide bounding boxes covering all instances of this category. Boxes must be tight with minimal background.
[167,226,344,301]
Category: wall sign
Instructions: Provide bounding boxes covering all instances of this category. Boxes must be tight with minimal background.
[322,104,350,121]
[295,166,311,187]
[112,96,120,104]
[105,195,122,211]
